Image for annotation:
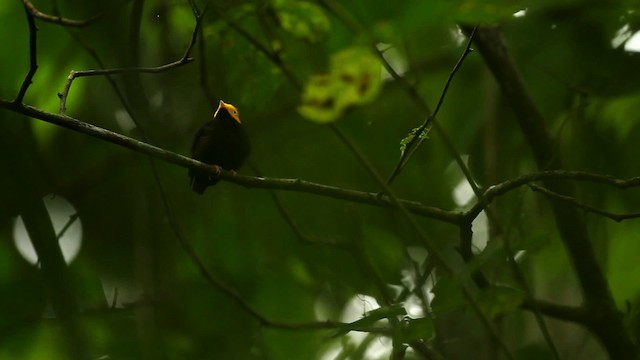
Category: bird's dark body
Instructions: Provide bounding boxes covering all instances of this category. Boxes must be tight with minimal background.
[189,102,250,194]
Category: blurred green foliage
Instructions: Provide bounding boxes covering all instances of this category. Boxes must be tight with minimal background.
[1,0,640,359]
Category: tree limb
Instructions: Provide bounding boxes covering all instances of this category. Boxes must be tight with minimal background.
[0,100,461,224]
[464,25,637,358]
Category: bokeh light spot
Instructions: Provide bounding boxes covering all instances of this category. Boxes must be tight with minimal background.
[13,194,83,265]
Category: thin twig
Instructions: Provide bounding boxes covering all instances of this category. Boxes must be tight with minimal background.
[63,29,135,117]
[56,213,79,239]
[247,162,345,246]
[182,3,208,61]
[196,20,215,105]
[15,6,38,105]
[21,0,118,28]
[465,170,640,221]
[500,210,562,359]
[530,184,640,222]
[58,6,205,114]
[58,58,194,114]
[386,26,478,186]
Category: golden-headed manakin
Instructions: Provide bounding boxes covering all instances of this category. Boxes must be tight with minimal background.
[189,100,250,194]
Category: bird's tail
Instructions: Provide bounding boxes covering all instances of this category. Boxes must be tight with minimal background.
[189,170,219,194]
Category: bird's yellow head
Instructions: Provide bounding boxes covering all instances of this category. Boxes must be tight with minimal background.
[214,100,241,124]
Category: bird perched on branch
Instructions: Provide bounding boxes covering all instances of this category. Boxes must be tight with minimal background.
[189,100,250,194]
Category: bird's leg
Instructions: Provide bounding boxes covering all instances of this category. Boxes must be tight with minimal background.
[207,165,222,181]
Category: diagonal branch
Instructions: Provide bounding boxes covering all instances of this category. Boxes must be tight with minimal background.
[15,6,38,105]
[385,26,478,186]
[0,100,461,223]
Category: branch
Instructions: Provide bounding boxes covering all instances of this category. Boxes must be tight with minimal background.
[15,6,38,105]
[530,184,640,222]
[21,0,117,28]
[0,100,461,223]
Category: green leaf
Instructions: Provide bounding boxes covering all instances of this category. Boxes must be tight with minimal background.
[475,285,524,319]
[399,126,431,156]
[394,317,435,343]
[431,276,466,314]
[365,303,407,320]
[273,0,330,42]
[361,225,405,282]
[299,47,382,123]
[350,304,406,329]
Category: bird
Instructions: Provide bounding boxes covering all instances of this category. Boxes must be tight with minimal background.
[189,100,250,194]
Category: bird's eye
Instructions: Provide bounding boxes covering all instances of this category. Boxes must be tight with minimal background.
[233,110,238,115]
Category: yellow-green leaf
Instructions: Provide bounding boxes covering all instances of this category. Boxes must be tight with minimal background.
[475,285,524,319]
[400,126,431,156]
[299,47,382,123]
[394,317,434,343]
[274,0,330,42]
